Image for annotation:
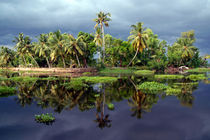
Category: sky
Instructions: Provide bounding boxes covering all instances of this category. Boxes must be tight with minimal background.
[0,0,209,56]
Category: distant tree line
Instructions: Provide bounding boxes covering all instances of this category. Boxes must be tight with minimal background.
[0,12,207,71]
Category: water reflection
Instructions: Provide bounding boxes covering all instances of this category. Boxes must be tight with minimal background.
[128,91,159,119]
[0,75,202,128]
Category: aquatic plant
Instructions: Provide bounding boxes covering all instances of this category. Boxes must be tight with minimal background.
[100,68,135,74]
[165,88,182,95]
[62,78,88,90]
[75,76,118,84]
[0,86,16,97]
[186,68,210,73]
[107,103,114,110]
[35,113,55,124]
[137,82,168,91]
[134,70,154,76]
[155,74,184,79]
[186,74,207,81]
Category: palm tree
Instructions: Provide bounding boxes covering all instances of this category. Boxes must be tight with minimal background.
[93,27,103,62]
[34,34,51,68]
[14,33,39,67]
[23,36,39,67]
[0,46,14,67]
[13,33,27,66]
[65,35,85,67]
[48,30,67,68]
[94,11,111,64]
[127,22,148,67]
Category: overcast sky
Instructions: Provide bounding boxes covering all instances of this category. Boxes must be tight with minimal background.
[0,0,209,55]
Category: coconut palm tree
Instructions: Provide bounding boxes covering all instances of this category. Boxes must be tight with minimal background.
[93,27,103,62]
[14,33,39,67]
[65,35,85,67]
[94,11,111,64]
[34,34,51,68]
[0,46,14,67]
[48,30,67,68]
[127,22,148,67]
[13,33,27,66]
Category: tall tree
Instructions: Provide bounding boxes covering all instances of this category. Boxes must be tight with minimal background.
[13,33,27,66]
[34,34,51,68]
[127,22,148,67]
[65,35,85,67]
[48,30,67,68]
[14,33,39,67]
[94,11,111,64]
[0,46,14,67]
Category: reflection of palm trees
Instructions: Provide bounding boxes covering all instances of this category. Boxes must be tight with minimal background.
[128,91,159,119]
[177,93,194,107]
[15,81,37,107]
[94,86,112,129]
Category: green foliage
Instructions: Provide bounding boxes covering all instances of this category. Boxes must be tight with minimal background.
[148,59,168,72]
[9,76,39,82]
[62,78,88,90]
[187,68,210,73]
[82,72,92,76]
[77,76,118,84]
[165,88,182,95]
[35,113,55,123]
[0,86,16,97]
[137,82,168,91]
[186,74,207,81]
[100,68,135,74]
[134,70,154,76]
[155,74,184,79]
[107,103,114,110]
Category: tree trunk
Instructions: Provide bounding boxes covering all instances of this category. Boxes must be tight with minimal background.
[83,58,87,68]
[101,25,105,64]
[30,55,39,67]
[22,55,27,67]
[76,54,80,67]
[127,48,139,67]
[61,55,66,68]
[46,57,51,68]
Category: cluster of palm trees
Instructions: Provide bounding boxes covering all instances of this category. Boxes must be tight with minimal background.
[13,31,88,68]
[0,11,206,68]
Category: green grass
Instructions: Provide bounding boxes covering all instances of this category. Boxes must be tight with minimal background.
[134,70,154,76]
[82,72,92,76]
[187,68,210,73]
[155,74,184,79]
[100,68,135,74]
[0,86,16,97]
[186,74,207,81]
[0,76,64,82]
[9,76,39,82]
[137,81,168,91]
[35,113,55,123]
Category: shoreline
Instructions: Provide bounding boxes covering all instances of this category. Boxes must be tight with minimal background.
[0,67,97,73]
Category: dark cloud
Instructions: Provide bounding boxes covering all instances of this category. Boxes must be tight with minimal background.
[0,0,209,55]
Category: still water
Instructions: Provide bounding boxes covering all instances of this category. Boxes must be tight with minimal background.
[0,73,210,140]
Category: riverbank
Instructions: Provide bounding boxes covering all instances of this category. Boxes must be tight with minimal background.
[0,67,97,73]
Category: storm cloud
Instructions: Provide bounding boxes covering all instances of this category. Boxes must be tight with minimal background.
[0,0,209,55]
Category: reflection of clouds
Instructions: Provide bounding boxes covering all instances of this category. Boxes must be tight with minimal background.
[0,82,210,140]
